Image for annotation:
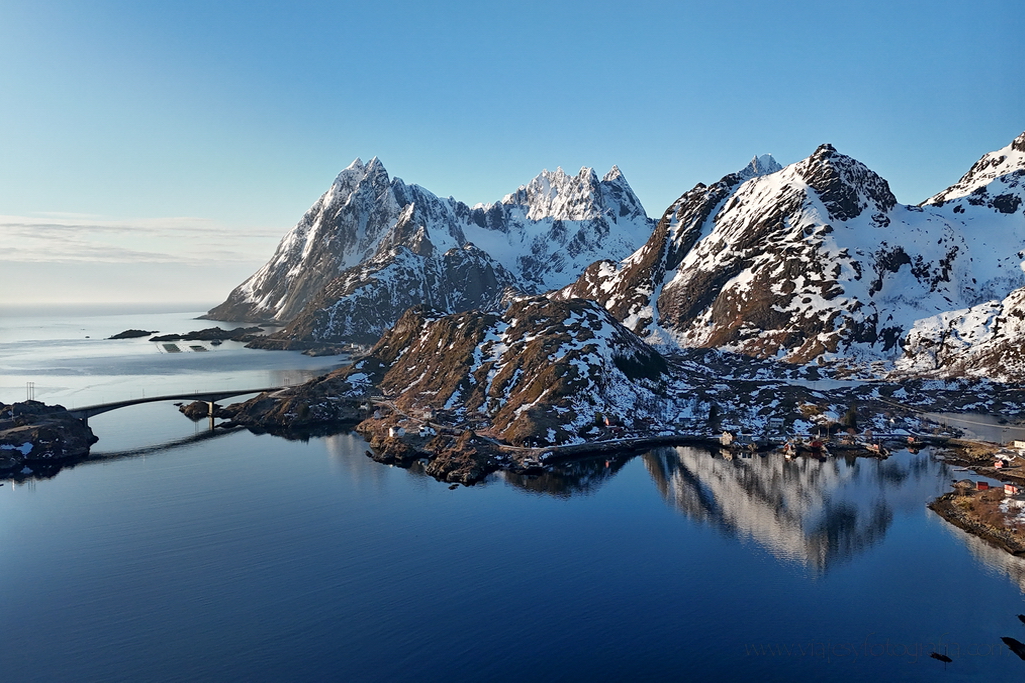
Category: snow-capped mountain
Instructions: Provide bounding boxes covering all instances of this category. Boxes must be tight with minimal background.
[205,159,654,344]
[559,133,1025,366]
[925,132,1025,208]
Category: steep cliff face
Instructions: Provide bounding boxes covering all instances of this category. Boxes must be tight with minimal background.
[205,158,410,322]
[561,134,1025,365]
[267,239,519,345]
[205,159,654,345]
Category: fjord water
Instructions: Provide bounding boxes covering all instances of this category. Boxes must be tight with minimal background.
[4,309,1025,681]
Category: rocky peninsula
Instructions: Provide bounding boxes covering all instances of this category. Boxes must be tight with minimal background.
[0,401,97,476]
[215,296,1021,485]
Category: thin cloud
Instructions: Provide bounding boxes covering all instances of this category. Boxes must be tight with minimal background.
[0,214,284,264]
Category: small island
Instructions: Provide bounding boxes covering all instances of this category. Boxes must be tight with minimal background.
[108,329,157,339]
[148,326,264,342]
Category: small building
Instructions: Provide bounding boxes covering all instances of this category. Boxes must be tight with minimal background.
[995,460,1006,469]
[1006,483,1021,496]
[1013,440,1025,451]
[388,426,406,438]
[977,481,991,491]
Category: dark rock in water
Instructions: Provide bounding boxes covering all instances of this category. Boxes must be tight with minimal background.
[109,329,156,339]
[0,401,98,473]
[149,326,264,343]
[178,401,226,421]
[1001,636,1025,660]
[218,379,367,431]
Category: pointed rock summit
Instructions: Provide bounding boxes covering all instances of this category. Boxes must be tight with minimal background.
[738,154,782,180]
[924,130,1025,214]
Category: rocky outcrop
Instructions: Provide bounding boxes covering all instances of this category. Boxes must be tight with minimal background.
[149,326,264,342]
[0,401,98,473]
[108,329,156,339]
[370,297,672,447]
[925,131,1025,208]
[226,297,672,447]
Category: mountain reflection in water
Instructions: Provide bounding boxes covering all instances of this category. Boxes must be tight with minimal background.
[499,456,630,497]
[644,446,952,571]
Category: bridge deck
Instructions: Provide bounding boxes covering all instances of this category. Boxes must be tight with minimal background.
[67,388,286,420]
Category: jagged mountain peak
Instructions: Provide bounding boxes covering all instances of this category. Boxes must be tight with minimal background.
[333,155,389,182]
[500,164,644,223]
[791,143,897,221]
[1014,131,1025,153]
[738,154,782,180]
[326,156,392,205]
[925,130,1025,208]
[558,138,1012,364]
[603,165,624,182]
[207,156,653,333]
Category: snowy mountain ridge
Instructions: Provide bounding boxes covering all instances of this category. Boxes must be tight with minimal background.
[559,133,1025,370]
[206,157,654,344]
[925,132,1025,205]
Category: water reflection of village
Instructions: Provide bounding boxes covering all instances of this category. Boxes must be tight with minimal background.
[947,521,1025,594]
[643,447,953,571]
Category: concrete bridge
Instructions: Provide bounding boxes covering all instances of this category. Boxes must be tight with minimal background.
[67,388,284,425]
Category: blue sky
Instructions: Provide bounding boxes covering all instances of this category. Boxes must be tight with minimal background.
[1,0,1022,304]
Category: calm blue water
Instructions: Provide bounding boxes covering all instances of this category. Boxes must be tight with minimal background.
[3,308,1025,681]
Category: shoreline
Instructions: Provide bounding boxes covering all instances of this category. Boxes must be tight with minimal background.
[928,492,1025,557]
[12,391,1025,562]
[924,440,1025,557]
